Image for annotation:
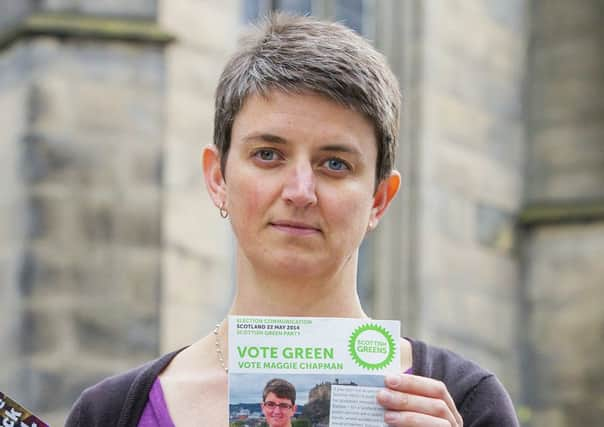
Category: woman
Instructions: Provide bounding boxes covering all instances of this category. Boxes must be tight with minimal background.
[66,13,518,427]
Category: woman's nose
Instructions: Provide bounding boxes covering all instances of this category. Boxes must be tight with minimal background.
[281,161,317,208]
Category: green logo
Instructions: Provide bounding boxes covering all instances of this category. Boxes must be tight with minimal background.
[348,323,396,370]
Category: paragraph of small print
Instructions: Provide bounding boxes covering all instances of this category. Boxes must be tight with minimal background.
[329,385,386,427]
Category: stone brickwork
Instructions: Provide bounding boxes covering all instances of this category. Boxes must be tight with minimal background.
[0,0,35,33]
[0,41,30,412]
[159,0,239,351]
[0,32,166,424]
[415,0,527,399]
[522,1,604,426]
[523,224,604,427]
[527,0,604,201]
[39,0,157,19]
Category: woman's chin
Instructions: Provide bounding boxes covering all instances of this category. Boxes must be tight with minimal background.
[260,253,333,280]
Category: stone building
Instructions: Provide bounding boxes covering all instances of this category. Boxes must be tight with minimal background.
[0,1,602,426]
[302,381,331,425]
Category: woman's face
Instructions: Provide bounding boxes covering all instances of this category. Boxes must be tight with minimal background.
[219,90,392,280]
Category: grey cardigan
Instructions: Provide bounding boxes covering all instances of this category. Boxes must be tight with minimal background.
[65,339,519,426]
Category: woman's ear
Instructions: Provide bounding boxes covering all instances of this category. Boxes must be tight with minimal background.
[368,170,401,230]
[202,144,227,208]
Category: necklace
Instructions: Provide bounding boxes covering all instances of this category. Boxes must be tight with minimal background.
[213,322,228,373]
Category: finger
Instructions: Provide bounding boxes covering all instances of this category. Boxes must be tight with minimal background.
[384,410,451,427]
[385,374,462,425]
[377,389,458,427]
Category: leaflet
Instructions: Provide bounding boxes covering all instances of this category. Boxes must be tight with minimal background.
[228,315,400,427]
[0,391,49,427]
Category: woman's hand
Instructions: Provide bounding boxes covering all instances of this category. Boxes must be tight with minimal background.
[377,373,463,426]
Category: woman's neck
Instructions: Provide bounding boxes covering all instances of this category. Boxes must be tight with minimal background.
[228,250,368,318]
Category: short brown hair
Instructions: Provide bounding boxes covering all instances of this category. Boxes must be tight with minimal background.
[214,12,401,184]
[263,378,296,404]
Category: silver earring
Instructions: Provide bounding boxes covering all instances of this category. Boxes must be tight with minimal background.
[219,202,228,219]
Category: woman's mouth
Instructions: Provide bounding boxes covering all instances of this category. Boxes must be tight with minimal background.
[269,220,321,236]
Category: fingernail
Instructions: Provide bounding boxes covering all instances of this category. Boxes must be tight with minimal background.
[377,389,394,404]
[384,411,399,423]
[385,374,400,387]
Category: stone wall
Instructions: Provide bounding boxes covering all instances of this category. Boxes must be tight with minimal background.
[526,0,604,201]
[523,224,604,426]
[386,0,527,399]
[0,0,35,32]
[158,0,239,352]
[0,41,30,413]
[38,0,157,19]
[22,37,165,425]
[0,10,168,422]
[522,1,604,425]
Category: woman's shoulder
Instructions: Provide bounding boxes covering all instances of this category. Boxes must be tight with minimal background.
[409,338,490,386]
[65,348,185,427]
[408,338,519,426]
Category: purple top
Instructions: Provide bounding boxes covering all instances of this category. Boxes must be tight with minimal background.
[138,379,174,427]
[138,368,414,427]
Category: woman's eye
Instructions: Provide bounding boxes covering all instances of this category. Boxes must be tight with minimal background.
[324,158,349,171]
[255,149,277,161]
